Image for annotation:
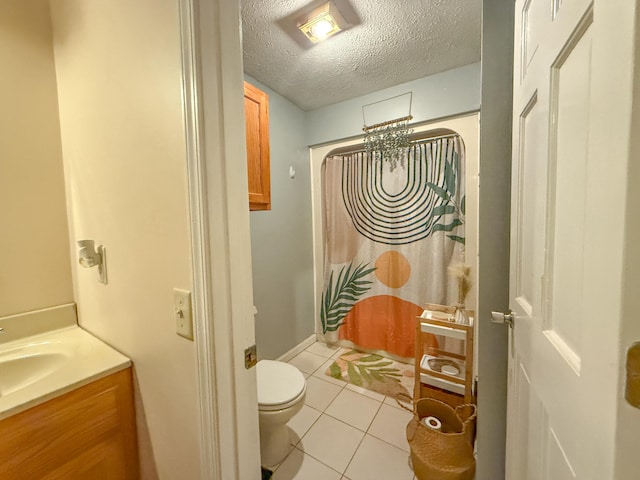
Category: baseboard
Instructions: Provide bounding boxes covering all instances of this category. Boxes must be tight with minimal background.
[276,334,317,362]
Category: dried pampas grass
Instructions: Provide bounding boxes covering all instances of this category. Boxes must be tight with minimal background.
[449,263,472,306]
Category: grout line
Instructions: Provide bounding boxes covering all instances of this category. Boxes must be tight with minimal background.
[331,347,346,359]
[304,342,342,359]
[321,406,380,434]
[340,427,368,477]
[365,398,385,434]
[344,383,387,403]
[324,388,385,433]
[384,396,405,410]
[291,407,323,446]
[292,443,346,476]
[292,351,332,376]
[367,400,414,453]
[277,335,318,362]
[366,430,411,455]
[289,343,416,477]
[308,370,348,390]
[299,413,371,475]
[311,362,347,387]
[349,431,415,479]
[268,447,291,474]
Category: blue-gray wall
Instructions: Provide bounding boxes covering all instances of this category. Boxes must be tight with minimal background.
[246,75,315,360]
[306,62,481,146]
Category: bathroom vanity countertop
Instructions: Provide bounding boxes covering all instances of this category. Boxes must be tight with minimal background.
[0,326,131,420]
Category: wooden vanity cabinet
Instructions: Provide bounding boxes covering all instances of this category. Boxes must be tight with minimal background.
[244,81,271,211]
[0,368,139,480]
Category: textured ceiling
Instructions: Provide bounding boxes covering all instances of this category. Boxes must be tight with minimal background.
[241,0,482,111]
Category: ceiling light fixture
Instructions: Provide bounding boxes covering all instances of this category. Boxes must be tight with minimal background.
[297,1,347,43]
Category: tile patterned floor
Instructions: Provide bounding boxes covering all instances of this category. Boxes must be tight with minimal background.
[269,342,417,480]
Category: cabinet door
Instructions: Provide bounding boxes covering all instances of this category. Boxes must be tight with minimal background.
[0,368,138,479]
[41,438,127,480]
[243,82,270,211]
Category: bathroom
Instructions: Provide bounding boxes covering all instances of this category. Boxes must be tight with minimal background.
[244,1,482,478]
[0,0,513,479]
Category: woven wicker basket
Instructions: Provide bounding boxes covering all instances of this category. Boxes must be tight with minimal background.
[404,398,476,480]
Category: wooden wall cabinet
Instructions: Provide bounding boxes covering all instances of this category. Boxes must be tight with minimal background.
[0,368,139,479]
[244,81,271,211]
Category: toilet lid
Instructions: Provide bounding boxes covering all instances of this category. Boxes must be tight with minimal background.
[256,360,306,407]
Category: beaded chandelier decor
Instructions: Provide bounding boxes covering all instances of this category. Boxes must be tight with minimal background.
[362,93,414,170]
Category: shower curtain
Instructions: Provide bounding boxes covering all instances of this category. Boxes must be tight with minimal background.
[320,136,466,359]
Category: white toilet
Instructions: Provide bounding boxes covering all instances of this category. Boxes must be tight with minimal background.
[256,359,307,466]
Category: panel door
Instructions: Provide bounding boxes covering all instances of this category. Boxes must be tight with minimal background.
[506,0,635,478]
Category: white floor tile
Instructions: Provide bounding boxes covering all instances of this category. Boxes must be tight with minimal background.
[264,443,296,469]
[384,394,414,411]
[312,358,349,387]
[288,404,322,445]
[273,447,341,480]
[305,341,341,358]
[367,403,413,452]
[277,343,418,478]
[304,376,344,411]
[331,347,348,358]
[298,414,365,474]
[344,434,414,480]
[345,383,386,402]
[289,351,328,374]
[325,389,382,432]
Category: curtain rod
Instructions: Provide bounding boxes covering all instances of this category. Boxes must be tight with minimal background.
[362,115,413,131]
[327,131,460,157]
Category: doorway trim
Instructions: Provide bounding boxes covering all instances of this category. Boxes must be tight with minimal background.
[177,0,219,477]
[179,0,261,478]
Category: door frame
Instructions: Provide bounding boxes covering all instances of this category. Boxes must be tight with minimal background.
[178,0,516,478]
[475,1,514,478]
[178,0,523,478]
[178,0,640,477]
[178,0,261,478]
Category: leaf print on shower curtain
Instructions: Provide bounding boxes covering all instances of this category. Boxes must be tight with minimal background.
[321,262,376,333]
[427,150,466,245]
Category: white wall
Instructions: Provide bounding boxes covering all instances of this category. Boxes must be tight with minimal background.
[0,0,73,317]
[245,76,316,360]
[306,63,481,146]
[49,1,200,478]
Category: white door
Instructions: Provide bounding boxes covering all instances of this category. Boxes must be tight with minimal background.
[506,0,638,479]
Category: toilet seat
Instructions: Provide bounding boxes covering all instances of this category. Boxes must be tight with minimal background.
[257,360,306,411]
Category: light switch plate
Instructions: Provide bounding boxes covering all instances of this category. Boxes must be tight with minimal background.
[174,289,193,340]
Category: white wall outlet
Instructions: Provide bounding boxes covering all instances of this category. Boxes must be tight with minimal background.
[174,288,193,340]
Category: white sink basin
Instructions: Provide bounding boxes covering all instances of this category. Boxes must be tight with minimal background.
[0,342,70,396]
[0,326,130,420]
